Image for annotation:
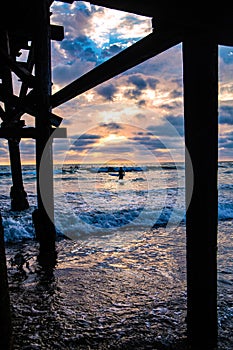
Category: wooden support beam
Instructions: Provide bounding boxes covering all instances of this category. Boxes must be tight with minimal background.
[50,25,64,41]
[51,29,182,107]
[8,138,30,211]
[5,25,64,44]
[19,42,35,99]
[54,0,75,3]
[0,47,35,88]
[0,88,63,126]
[0,127,67,139]
[50,0,75,5]
[183,29,218,349]
[216,27,233,46]
[0,105,6,120]
[34,0,57,268]
[0,30,29,211]
[0,214,12,350]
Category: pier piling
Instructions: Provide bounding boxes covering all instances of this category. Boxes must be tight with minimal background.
[0,214,12,350]
[1,2,232,348]
[183,28,218,349]
[8,137,29,211]
[33,0,57,267]
[0,30,29,211]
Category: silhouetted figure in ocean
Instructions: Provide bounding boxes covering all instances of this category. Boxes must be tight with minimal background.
[118,167,125,180]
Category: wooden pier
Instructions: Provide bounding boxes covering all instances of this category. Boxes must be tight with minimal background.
[0,1,232,348]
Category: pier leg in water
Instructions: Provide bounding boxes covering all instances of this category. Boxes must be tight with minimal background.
[183,29,218,349]
[0,30,29,212]
[33,0,57,269]
[32,208,57,270]
[8,137,29,211]
[0,213,13,349]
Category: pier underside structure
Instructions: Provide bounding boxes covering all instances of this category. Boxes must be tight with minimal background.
[0,1,232,349]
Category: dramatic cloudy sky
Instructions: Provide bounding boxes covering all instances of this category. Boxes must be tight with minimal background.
[1,1,233,165]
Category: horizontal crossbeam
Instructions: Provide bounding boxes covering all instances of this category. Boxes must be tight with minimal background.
[0,88,63,127]
[0,48,35,88]
[54,0,75,3]
[0,127,67,139]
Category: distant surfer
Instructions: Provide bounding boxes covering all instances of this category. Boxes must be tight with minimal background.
[118,166,125,180]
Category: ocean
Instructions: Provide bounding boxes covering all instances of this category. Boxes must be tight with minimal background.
[1,162,233,349]
[1,162,187,242]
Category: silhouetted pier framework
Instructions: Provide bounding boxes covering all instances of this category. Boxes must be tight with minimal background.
[0,1,232,349]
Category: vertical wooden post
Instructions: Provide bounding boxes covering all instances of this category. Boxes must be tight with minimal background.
[0,30,29,211]
[183,29,218,349]
[33,0,57,267]
[0,213,12,350]
[8,138,29,211]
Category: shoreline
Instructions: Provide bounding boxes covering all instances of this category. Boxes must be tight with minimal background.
[5,225,233,349]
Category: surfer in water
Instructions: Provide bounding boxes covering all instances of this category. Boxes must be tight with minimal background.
[118,166,125,180]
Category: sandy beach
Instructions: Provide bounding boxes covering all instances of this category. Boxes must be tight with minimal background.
[5,224,233,349]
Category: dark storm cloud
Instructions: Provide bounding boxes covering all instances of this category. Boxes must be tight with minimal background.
[124,88,141,99]
[160,103,176,111]
[160,101,180,111]
[124,76,159,101]
[100,44,122,60]
[147,115,184,137]
[219,132,233,149]
[219,140,233,149]
[70,134,101,151]
[219,105,233,125]
[166,115,184,136]
[99,122,123,131]
[125,75,147,99]
[52,1,150,77]
[128,75,147,90]
[77,134,101,140]
[171,89,182,98]
[52,2,110,66]
[96,84,118,100]
[138,99,146,106]
[147,78,159,89]
[129,132,166,150]
[60,36,98,63]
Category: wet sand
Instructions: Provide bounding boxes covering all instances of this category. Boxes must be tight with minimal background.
[5,225,233,349]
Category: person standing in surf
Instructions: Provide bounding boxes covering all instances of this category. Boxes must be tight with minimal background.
[118,166,125,180]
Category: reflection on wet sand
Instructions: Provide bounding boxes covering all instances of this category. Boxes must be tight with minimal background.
[6,223,233,349]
